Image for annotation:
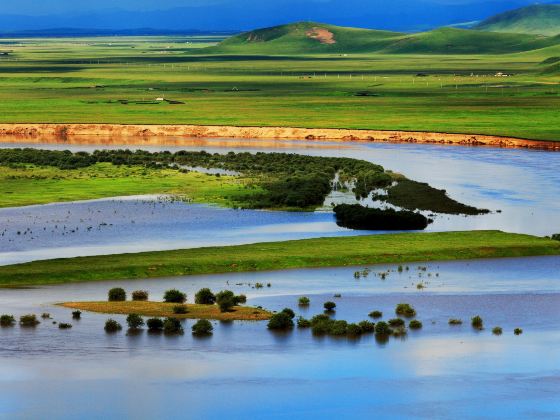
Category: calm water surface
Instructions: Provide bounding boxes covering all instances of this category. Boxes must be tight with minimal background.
[0,257,559,419]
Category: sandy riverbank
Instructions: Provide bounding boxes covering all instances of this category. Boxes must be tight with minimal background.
[0,123,558,150]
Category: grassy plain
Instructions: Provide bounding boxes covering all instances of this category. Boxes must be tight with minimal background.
[60,301,272,321]
[0,35,559,140]
[1,231,558,287]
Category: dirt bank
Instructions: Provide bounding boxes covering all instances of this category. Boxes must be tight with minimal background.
[0,123,558,151]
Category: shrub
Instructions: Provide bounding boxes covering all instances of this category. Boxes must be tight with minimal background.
[324,301,336,312]
[41,313,51,319]
[409,320,423,330]
[235,294,247,305]
[395,303,416,318]
[448,319,463,325]
[333,204,429,231]
[20,314,40,327]
[126,313,144,330]
[104,319,122,332]
[347,323,363,336]
[358,320,375,333]
[173,305,188,314]
[492,326,503,335]
[195,288,216,305]
[298,296,310,306]
[163,289,187,304]
[0,315,15,327]
[281,308,296,319]
[267,312,294,330]
[310,314,331,325]
[312,320,332,335]
[552,233,560,241]
[392,327,408,337]
[147,318,164,332]
[108,287,126,302]
[192,319,213,335]
[215,290,236,312]
[388,318,405,327]
[132,290,149,301]
[58,323,72,329]
[514,328,523,335]
[163,318,184,335]
[471,315,484,330]
[375,321,393,336]
[72,310,82,320]
[297,317,311,328]
[369,310,383,319]
[328,320,348,336]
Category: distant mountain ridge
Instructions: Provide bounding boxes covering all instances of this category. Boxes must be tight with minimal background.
[476,4,560,36]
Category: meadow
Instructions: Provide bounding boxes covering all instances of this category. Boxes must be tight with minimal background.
[0,34,559,140]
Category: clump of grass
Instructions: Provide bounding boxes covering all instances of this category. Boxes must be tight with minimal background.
[395,303,416,317]
[310,314,333,335]
[281,308,296,319]
[104,318,122,333]
[58,323,72,329]
[492,326,503,335]
[392,327,408,337]
[297,317,311,328]
[471,315,484,330]
[126,313,144,330]
[388,318,405,327]
[192,319,213,336]
[374,321,393,336]
[267,312,294,330]
[72,310,81,319]
[146,317,164,332]
[132,290,149,301]
[0,314,15,327]
[369,310,383,319]
[416,283,425,290]
[173,305,188,314]
[409,320,423,330]
[333,294,342,298]
[324,301,336,312]
[514,328,523,335]
[20,314,40,327]
[163,317,184,335]
[358,320,375,333]
[41,313,51,319]
[163,289,187,304]
[108,287,126,302]
[195,288,216,305]
[347,323,363,336]
[298,296,310,306]
[328,320,348,336]
[448,318,463,325]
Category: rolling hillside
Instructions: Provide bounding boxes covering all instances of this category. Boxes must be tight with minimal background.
[209,21,560,55]
[476,4,560,36]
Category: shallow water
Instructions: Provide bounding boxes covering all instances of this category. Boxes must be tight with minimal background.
[1,256,559,419]
[2,138,560,265]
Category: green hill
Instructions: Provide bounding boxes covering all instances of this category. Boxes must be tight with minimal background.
[476,4,560,36]
[208,22,559,55]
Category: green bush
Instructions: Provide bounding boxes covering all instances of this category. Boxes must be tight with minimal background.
[328,320,348,336]
[163,317,184,334]
[471,315,484,330]
[369,311,383,319]
[409,320,423,330]
[347,323,363,336]
[132,290,149,301]
[267,312,294,330]
[298,296,310,306]
[310,314,331,325]
[392,327,408,337]
[395,303,416,318]
[514,328,523,335]
[311,320,332,335]
[448,319,463,325]
[20,314,40,327]
[375,321,393,336]
[388,318,405,327]
[126,313,144,330]
[104,318,122,332]
[58,323,72,329]
[297,317,311,328]
[192,319,213,336]
[108,288,126,302]
[195,288,216,305]
[216,290,237,312]
[551,233,560,241]
[492,326,503,335]
[281,308,296,319]
[0,315,15,327]
[358,320,375,333]
[72,310,81,319]
[324,301,336,312]
[236,294,247,305]
[147,318,164,332]
[173,305,188,314]
[163,289,187,304]
[41,313,51,319]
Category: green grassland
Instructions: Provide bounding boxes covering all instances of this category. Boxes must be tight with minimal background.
[1,231,558,287]
[476,5,560,36]
[0,28,559,140]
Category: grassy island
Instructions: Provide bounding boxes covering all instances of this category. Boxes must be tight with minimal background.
[1,231,559,287]
[59,301,272,321]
